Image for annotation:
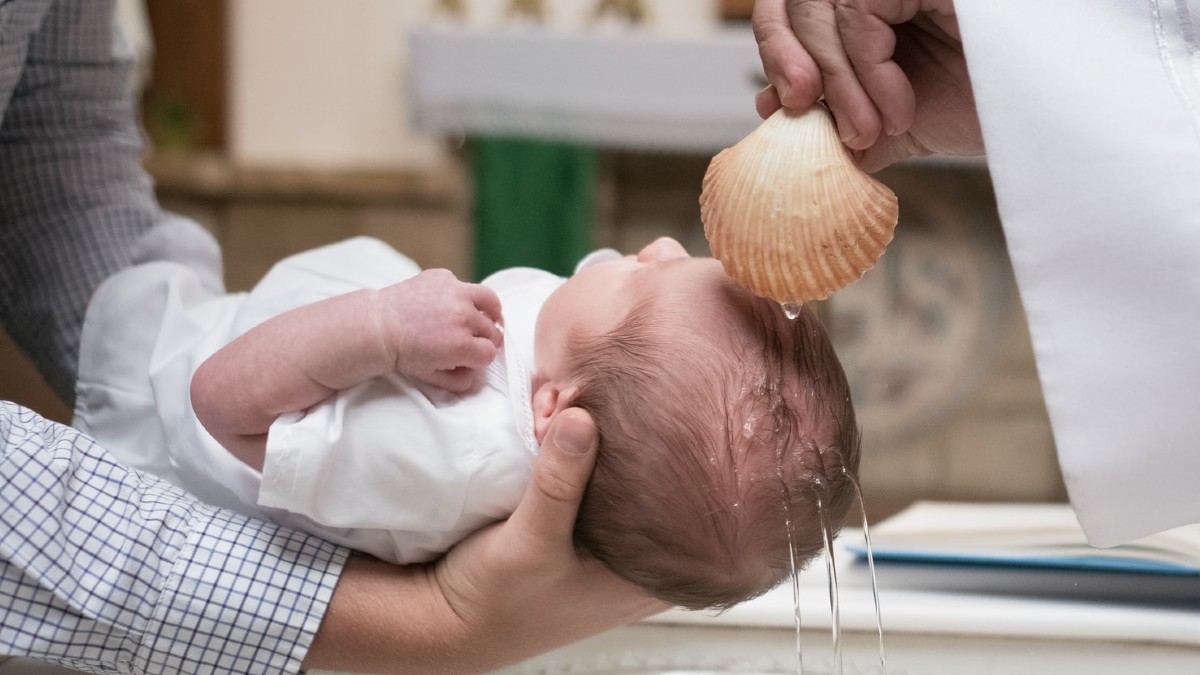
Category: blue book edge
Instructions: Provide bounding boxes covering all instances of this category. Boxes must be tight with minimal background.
[845,545,1200,576]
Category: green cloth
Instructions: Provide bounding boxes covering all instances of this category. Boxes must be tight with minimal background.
[472,137,597,280]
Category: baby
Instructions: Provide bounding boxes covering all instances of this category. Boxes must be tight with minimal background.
[75,235,860,611]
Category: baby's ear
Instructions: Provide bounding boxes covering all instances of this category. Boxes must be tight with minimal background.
[532,383,580,444]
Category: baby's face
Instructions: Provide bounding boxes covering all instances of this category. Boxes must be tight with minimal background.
[534,237,728,385]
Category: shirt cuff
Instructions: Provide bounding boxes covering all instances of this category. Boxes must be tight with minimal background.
[140,505,350,674]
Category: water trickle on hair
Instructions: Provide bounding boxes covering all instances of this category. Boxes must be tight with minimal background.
[759,342,889,673]
[781,302,804,320]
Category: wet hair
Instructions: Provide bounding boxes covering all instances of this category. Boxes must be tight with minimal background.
[569,278,861,611]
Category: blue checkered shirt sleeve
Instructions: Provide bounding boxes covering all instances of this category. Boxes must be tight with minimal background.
[0,402,350,674]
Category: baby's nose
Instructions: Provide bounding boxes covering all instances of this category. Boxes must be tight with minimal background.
[637,237,689,262]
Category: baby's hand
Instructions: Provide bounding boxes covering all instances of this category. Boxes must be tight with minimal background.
[376,269,504,393]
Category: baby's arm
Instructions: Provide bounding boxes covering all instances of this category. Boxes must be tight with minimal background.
[191,269,503,470]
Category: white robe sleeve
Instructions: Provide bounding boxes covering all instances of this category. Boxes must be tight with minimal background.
[957,0,1200,546]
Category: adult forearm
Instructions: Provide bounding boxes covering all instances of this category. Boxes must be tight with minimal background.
[0,402,347,675]
[305,557,476,674]
[310,560,649,675]
[0,0,163,403]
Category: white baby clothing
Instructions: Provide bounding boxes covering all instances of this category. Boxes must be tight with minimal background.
[74,237,612,563]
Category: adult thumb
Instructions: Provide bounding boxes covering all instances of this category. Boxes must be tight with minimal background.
[512,407,598,543]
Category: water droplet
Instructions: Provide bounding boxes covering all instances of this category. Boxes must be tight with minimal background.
[782,302,803,320]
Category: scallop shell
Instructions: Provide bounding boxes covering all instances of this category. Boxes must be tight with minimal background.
[700,106,899,303]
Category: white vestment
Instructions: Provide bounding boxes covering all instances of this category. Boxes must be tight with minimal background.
[957,0,1200,545]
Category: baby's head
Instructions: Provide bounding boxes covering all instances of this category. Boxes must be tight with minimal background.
[532,237,860,611]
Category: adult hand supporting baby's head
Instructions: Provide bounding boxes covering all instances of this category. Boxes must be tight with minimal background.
[305,408,665,675]
[432,406,668,671]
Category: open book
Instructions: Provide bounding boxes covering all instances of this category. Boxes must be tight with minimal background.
[850,501,1200,575]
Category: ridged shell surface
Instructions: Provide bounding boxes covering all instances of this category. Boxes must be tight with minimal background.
[700,106,899,303]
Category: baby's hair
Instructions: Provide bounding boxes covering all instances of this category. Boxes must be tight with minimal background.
[569,280,860,611]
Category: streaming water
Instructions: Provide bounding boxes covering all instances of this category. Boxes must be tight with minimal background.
[767,324,892,675]
[845,470,887,674]
[774,471,891,675]
[783,510,805,675]
[816,488,843,675]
